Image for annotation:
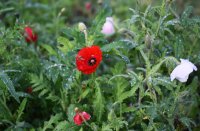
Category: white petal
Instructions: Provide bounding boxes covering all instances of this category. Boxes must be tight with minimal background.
[193,64,197,71]
[179,64,193,76]
[101,17,115,36]
[180,59,197,71]
[170,73,176,81]
[177,75,189,82]
[106,17,114,23]
[101,21,115,35]
[171,64,191,78]
[170,59,197,83]
[180,59,188,63]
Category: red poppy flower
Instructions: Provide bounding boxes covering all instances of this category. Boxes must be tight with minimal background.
[76,45,102,74]
[24,26,37,43]
[25,87,33,94]
[85,2,92,11]
[73,111,91,125]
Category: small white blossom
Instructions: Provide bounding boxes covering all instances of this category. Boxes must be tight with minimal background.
[101,17,115,36]
[170,59,197,82]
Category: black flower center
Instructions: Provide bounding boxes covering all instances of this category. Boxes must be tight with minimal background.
[88,57,97,66]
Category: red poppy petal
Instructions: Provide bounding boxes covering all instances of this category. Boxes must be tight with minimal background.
[73,114,83,125]
[81,112,91,120]
[76,45,102,74]
[32,34,38,42]
[24,26,37,43]
[85,2,92,11]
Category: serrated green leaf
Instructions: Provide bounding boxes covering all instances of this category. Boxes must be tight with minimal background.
[182,6,193,19]
[33,85,44,92]
[180,117,195,131]
[153,86,162,96]
[46,93,60,102]
[53,120,68,131]
[45,66,59,83]
[101,40,137,52]
[41,44,57,56]
[57,36,74,53]
[0,98,13,121]
[93,82,105,122]
[122,106,137,113]
[14,121,32,129]
[16,98,27,122]
[101,123,112,131]
[30,73,52,99]
[108,109,116,122]
[152,77,176,91]
[67,104,75,123]
[0,7,14,14]
[80,88,90,99]
[117,83,139,103]
[39,89,49,97]
[42,113,62,131]
[109,117,128,130]
[150,57,178,76]
[0,72,20,102]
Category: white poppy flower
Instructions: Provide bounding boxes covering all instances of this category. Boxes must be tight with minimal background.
[101,17,115,36]
[170,59,197,82]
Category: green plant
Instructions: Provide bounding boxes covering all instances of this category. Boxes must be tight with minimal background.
[0,0,200,130]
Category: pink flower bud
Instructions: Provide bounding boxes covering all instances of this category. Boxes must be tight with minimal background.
[101,17,115,36]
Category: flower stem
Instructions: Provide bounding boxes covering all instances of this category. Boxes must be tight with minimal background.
[79,113,97,131]
[83,30,89,46]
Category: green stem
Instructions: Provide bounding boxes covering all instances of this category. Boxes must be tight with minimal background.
[80,113,97,131]
[120,103,122,118]
[92,73,96,83]
[155,17,161,37]
[174,83,182,102]
[0,7,14,14]
[139,48,151,72]
[188,38,197,56]
[83,30,89,46]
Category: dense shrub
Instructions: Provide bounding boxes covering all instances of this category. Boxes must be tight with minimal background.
[0,0,200,130]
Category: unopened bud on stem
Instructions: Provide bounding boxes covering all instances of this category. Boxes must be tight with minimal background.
[58,8,66,17]
[78,22,89,46]
[78,22,87,32]
[98,0,103,4]
[74,107,79,113]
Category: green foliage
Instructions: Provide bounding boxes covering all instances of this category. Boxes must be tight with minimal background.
[53,120,69,131]
[40,113,62,131]
[16,98,27,122]
[41,44,57,56]
[30,73,50,98]
[57,36,74,53]
[0,98,13,121]
[0,72,20,102]
[101,40,137,52]
[93,82,105,122]
[0,0,200,130]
